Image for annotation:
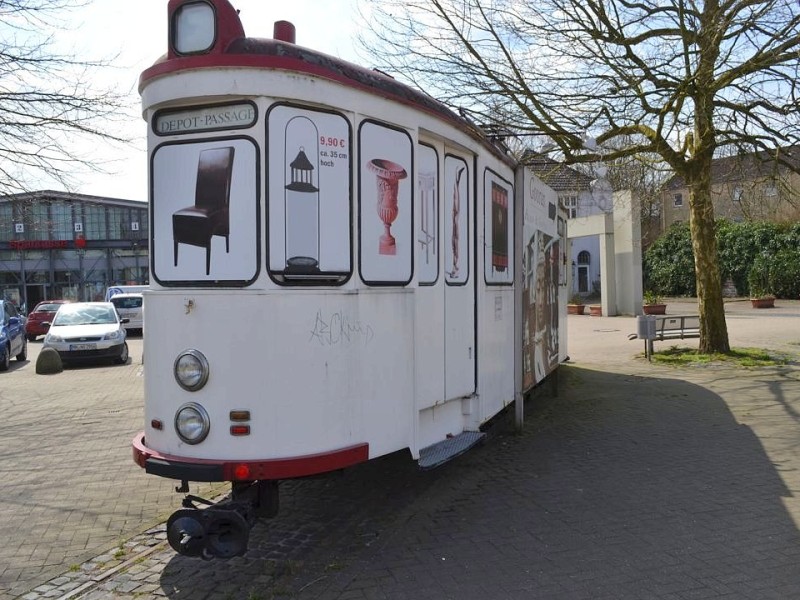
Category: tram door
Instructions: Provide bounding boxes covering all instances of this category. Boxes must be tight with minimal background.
[443,154,475,400]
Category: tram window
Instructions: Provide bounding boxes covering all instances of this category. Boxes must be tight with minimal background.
[150,138,259,286]
[358,120,413,286]
[484,169,513,285]
[444,155,470,285]
[267,104,352,284]
[417,144,439,285]
[173,2,216,55]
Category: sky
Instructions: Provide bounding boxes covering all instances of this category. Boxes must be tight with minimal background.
[56,0,365,203]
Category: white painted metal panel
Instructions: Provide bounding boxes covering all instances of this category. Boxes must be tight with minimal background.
[414,285,445,411]
[143,289,413,460]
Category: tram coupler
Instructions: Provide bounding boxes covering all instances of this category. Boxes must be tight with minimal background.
[166,480,279,559]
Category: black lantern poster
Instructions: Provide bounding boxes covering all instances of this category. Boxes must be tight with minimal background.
[484,170,513,284]
[444,155,469,284]
[417,144,438,284]
[358,120,413,284]
[151,138,258,283]
[267,105,351,277]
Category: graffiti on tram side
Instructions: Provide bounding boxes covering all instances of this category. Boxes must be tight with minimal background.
[309,309,374,347]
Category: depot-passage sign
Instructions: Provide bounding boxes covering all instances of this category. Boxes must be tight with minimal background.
[155,102,257,135]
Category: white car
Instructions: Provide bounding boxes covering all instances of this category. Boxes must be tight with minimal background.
[109,293,144,334]
[42,302,129,366]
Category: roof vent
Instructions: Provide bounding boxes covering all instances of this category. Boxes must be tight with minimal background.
[273,21,296,44]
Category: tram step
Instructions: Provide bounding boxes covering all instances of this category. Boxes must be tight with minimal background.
[418,431,485,470]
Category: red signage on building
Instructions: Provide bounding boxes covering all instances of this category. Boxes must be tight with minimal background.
[9,239,85,250]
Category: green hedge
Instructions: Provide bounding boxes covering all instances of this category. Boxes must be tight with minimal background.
[644,220,800,298]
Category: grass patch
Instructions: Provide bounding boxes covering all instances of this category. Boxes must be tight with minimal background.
[650,346,791,367]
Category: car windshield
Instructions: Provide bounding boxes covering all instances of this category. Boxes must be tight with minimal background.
[53,305,118,326]
[111,297,142,309]
[36,303,63,312]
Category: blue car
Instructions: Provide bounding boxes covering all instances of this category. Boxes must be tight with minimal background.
[0,300,27,371]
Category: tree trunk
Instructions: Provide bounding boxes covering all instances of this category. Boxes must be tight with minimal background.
[687,170,730,353]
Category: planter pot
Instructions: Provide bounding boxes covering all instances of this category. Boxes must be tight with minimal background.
[642,303,667,315]
[589,305,602,317]
[568,304,585,315]
[751,297,775,309]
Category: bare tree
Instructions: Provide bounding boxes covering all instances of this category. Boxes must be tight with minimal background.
[360,0,800,352]
[0,0,131,196]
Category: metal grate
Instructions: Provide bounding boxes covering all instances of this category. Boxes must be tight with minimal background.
[418,431,485,470]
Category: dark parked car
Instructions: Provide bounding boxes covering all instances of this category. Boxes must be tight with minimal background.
[25,300,71,341]
[0,299,27,371]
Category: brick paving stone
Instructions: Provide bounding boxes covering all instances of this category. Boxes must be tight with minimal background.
[6,300,800,599]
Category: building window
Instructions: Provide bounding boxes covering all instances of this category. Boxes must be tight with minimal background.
[576,250,591,293]
[673,193,683,207]
[561,195,578,218]
[84,204,106,239]
[51,201,73,240]
[732,187,743,202]
[0,203,12,242]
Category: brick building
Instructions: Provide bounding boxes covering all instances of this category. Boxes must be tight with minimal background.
[662,146,800,229]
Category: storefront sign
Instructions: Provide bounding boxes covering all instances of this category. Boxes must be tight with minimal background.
[9,240,84,250]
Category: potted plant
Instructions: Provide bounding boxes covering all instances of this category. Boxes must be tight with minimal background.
[748,256,776,309]
[567,294,586,315]
[642,289,667,315]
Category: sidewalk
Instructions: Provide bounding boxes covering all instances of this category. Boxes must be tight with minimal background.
[14,300,800,600]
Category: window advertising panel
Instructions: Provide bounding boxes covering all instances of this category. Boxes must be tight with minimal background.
[417,143,438,284]
[151,137,259,285]
[444,155,470,285]
[484,169,513,284]
[358,120,413,285]
[267,104,352,282]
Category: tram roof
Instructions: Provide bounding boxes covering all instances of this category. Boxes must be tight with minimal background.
[140,29,514,167]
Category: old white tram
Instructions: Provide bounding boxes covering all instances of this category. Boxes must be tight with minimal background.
[132,0,568,559]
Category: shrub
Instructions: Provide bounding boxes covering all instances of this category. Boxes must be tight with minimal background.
[769,249,800,299]
[643,289,662,305]
[645,219,800,298]
[643,222,695,296]
[747,255,774,298]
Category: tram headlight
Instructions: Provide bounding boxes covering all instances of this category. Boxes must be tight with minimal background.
[173,1,216,55]
[175,402,210,444]
[174,349,209,391]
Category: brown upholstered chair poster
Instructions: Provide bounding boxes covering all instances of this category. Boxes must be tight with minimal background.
[151,138,259,285]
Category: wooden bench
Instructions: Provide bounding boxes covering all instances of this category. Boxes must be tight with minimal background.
[628,315,701,359]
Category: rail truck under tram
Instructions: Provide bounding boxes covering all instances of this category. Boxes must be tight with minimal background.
[132,0,569,559]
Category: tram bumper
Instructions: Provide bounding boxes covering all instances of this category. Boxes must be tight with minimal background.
[132,431,224,481]
[132,431,370,481]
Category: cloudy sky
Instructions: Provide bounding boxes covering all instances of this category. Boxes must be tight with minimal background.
[57,0,365,202]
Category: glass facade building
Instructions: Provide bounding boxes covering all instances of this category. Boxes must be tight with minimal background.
[0,191,148,311]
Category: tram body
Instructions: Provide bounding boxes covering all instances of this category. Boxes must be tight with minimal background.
[132,0,568,558]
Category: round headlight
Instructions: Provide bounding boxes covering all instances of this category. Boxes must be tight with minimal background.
[175,402,210,444]
[174,349,209,391]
